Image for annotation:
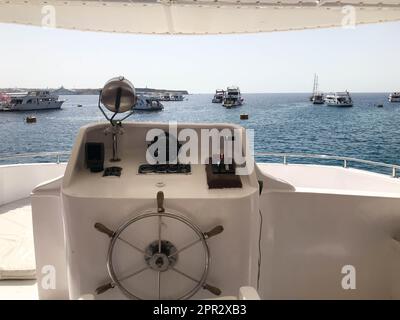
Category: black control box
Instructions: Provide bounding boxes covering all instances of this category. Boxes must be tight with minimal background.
[85,142,104,173]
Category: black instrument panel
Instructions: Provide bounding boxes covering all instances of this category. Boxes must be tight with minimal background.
[138,164,191,174]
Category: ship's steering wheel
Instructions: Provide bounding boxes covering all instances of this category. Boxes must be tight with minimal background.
[94,191,223,300]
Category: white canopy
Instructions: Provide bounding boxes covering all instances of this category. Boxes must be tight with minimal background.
[0,0,399,34]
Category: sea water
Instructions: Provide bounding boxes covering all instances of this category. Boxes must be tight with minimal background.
[1,93,398,175]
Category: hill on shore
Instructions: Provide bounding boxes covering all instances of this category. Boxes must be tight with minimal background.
[0,86,189,95]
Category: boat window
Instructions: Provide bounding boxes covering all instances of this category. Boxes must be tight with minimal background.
[11,99,22,104]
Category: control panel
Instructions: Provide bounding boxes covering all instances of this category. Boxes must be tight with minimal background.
[62,122,257,199]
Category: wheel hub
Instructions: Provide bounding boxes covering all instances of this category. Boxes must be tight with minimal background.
[145,240,178,272]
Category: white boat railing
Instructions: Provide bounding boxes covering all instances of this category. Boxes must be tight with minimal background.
[1,151,398,177]
[0,151,70,164]
[255,152,400,178]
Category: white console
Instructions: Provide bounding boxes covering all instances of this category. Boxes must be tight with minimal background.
[33,121,260,299]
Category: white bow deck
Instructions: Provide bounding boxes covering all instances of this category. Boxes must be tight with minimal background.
[2,158,400,299]
[258,163,400,197]
[0,197,38,300]
[0,162,66,299]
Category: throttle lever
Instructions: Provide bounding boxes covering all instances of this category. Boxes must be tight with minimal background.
[157,191,165,213]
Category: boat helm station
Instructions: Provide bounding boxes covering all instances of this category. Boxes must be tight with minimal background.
[32,76,260,300]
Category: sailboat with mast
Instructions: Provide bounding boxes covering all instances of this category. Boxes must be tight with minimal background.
[310,74,324,105]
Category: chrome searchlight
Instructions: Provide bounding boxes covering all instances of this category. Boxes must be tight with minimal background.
[100,76,136,114]
[98,76,137,162]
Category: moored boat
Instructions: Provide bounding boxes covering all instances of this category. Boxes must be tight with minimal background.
[389,92,400,102]
[222,86,243,108]
[0,90,64,111]
[310,74,324,105]
[325,91,353,107]
[212,89,225,103]
[311,93,324,104]
[134,96,164,111]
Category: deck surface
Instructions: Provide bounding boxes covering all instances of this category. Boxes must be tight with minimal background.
[0,198,38,299]
[258,163,400,197]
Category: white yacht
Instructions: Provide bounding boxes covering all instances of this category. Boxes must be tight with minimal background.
[212,89,225,103]
[0,90,64,111]
[134,96,164,111]
[1,0,400,301]
[389,92,400,102]
[222,86,244,108]
[325,91,353,107]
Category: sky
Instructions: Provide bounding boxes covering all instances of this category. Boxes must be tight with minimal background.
[0,21,399,93]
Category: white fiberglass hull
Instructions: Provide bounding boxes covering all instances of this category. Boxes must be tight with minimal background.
[222,99,243,108]
[5,101,64,111]
[389,97,400,103]
[135,96,164,111]
[326,102,353,107]
[312,99,324,105]
[134,106,163,111]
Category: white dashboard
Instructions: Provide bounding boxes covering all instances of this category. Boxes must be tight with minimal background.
[62,121,258,199]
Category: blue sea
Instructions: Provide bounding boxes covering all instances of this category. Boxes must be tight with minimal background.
[1,93,399,175]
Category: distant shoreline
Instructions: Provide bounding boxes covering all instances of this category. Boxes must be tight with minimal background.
[0,87,189,96]
[0,89,394,95]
